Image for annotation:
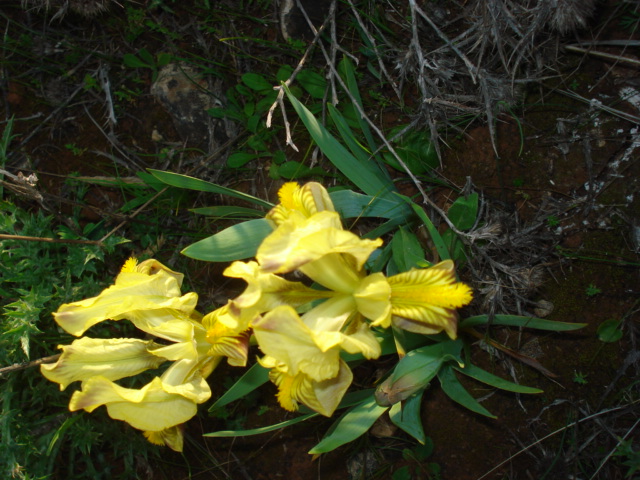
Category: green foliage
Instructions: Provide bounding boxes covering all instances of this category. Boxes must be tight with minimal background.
[586,283,602,297]
[122,48,173,82]
[596,318,623,343]
[613,438,640,478]
[149,68,585,455]
[0,199,157,479]
[393,440,441,480]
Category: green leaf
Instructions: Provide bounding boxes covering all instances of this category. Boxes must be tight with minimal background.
[276,161,331,179]
[137,48,155,66]
[189,205,264,219]
[308,396,388,454]
[389,391,426,444]
[242,72,273,92]
[438,364,496,418]
[459,314,586,331]
[330,189,405,220]
[597,319,623,343]
[328,104,387,183]
[453,363,542,394]
[297,69,327,99]
[441,228,468,265]
[447,193,478,230]
[388,129,438,175]
[337,57,377,152]
[283,85,398,204]
[122,53,151,69]
[227,152,259,168]
[391,226,427,271]
[148,169,273,208]
[156,52,173,67]
[181,218,273,262]
[375,340,463,406]
[205,413,317,437]
[406,197,451,261]
[209,363,270,411]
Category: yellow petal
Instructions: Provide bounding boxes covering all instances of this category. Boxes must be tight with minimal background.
[224,260,329,313]
[40,337,166,390]
[334,322,381,360]
[205,323,251,367]
[144,425,184,452]
[268,182,335,225]
[388,260,473,339]
[53,270,198,336]
[258,210,378,271]
[353,272,392,326]
[252,306,341,382]
[300,295,355,332]
[269,359,353,417]
[134,259,185,286]
[69,374,209,432]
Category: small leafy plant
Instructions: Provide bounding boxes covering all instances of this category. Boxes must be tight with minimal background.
[586,283,602,297]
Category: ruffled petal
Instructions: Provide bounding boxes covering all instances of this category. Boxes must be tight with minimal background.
[53,283,198,337]
[257,210,381,284]
[69,374,210,432]
[40,337,166,390]
[252,305,341,382]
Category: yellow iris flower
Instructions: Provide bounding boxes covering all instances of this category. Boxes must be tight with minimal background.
[44,181,475,451]
[41,258,219,452]
[252,305,379,416]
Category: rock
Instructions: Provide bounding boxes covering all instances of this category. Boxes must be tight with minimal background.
[151,64,229,153]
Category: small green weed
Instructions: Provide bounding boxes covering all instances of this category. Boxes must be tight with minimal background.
[572,371,588,385]
[586,283,602,297]
[547,215,560,227]
[122,48,173,83]
[0,198,144,479]
[392,440,441,480]
[613,438,640,478]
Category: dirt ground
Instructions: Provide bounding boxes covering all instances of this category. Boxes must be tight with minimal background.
[2,0,639,479]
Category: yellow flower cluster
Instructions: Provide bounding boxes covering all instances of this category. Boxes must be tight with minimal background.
[41,181,472,451]
[204,182,473,416]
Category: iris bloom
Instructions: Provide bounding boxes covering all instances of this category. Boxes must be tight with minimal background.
[237,182,472,411]
[41,258,218,451]
[252,305,379,416]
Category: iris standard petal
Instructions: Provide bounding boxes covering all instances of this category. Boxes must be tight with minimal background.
[257,210,381,280]
[353,272,392,326]
[252,305,341,382]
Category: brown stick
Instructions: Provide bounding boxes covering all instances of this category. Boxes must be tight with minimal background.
[0,234,103,246]
[0,354,61,376]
